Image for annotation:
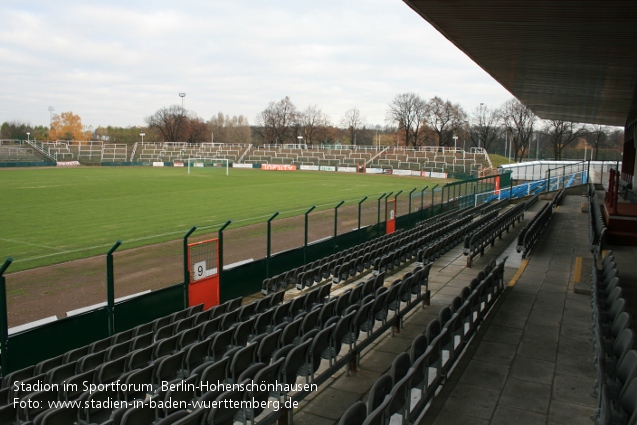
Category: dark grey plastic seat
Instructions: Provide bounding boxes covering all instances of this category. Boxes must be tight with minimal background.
[425,318,442,342]
[410,334,429,363]
[322,311,356,366]
[298,323,335,383]
[232,316,256,347]
[154,351,185,386]
[195,357,229,397]
[120,402,155,425]
[280,339,312,386]
[206,389,243,425]
[220,309,240,331]
[171,409,206,425]
[228,344,258,384]
[34,354,64,375]
[96,356,127,385]
[46,361,78,384]
[366,373,393,414]
[199,317,222,340]
[256,329,282,364]
[177,325,201,350]
[390,352,411,384]
[126,346,153,371]
[338,400,367,425]
[130,331,154,351]
[387,368,415,423]
[238,363,272,421]
[183,339,211,376]
[253,308,274,336]
[35,406,80,425]
[280,316,303,347]
[209,328,234,361]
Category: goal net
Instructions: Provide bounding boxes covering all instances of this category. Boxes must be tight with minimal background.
[187,157,230,175]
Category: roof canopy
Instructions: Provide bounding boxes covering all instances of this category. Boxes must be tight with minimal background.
[404,0,637,127]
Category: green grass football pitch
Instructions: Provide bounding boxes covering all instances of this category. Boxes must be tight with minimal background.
[0,167,449,272]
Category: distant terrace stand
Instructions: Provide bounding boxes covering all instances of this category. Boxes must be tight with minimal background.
[1,140,495,177]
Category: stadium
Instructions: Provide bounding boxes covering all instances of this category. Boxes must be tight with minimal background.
[1,1,637,425]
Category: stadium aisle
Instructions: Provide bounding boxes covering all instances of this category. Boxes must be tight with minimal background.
[289,199,547,424]
[421,195,596,425]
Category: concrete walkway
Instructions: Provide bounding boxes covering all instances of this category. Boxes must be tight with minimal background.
[422,194,597,425]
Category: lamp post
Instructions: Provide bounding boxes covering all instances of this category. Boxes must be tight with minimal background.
[48,106,54,125]
[179,93,186,109]
[26,132,30,142]
[536,133,539,160]
[452,135,458,171]
[479,103,484,148]
[140,132,145,144]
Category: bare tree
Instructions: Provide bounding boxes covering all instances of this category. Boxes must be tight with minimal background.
[470,104,501,152]
[501,98,536,162]
[187,117,210,144]
[209,113,251,144]
[340,107,366,145]
[386,93,428,147]
[585,125,610,161]
[209,112,229,144]
[543,119,587,160]
[146,105,190,144]
[254,96,298,145]
[299,105,331,145]
[424,96,467,147]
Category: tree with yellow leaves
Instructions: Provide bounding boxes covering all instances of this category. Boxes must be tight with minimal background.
[49,111,91,141]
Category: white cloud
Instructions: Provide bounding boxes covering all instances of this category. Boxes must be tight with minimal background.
[0,0,512,128]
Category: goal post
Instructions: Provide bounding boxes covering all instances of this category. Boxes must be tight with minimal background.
[187,157,229,175]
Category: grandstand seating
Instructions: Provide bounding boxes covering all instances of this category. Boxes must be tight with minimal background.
[464,201,525,266]
[339,259,508,424]
[2,139,498,175]
[588,183,608,260]
[0,141,42,162]
[262,198,514,296]
[41,142,74,161]
[368,147,490,175]
[591,251,637,425]
[515,190,564,259]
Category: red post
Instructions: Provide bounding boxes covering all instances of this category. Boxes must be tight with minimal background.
[613,170,620,214]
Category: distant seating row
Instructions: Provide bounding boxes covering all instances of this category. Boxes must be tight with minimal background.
[516,188,565,258]
[264,199,508,296]
[415,210,500,265]
[464,201,525,266]
[262,220,449,295]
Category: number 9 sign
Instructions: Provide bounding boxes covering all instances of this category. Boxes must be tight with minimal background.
[193,261,207,281]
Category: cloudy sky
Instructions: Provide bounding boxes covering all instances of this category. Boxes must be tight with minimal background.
[1,0,513,129]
